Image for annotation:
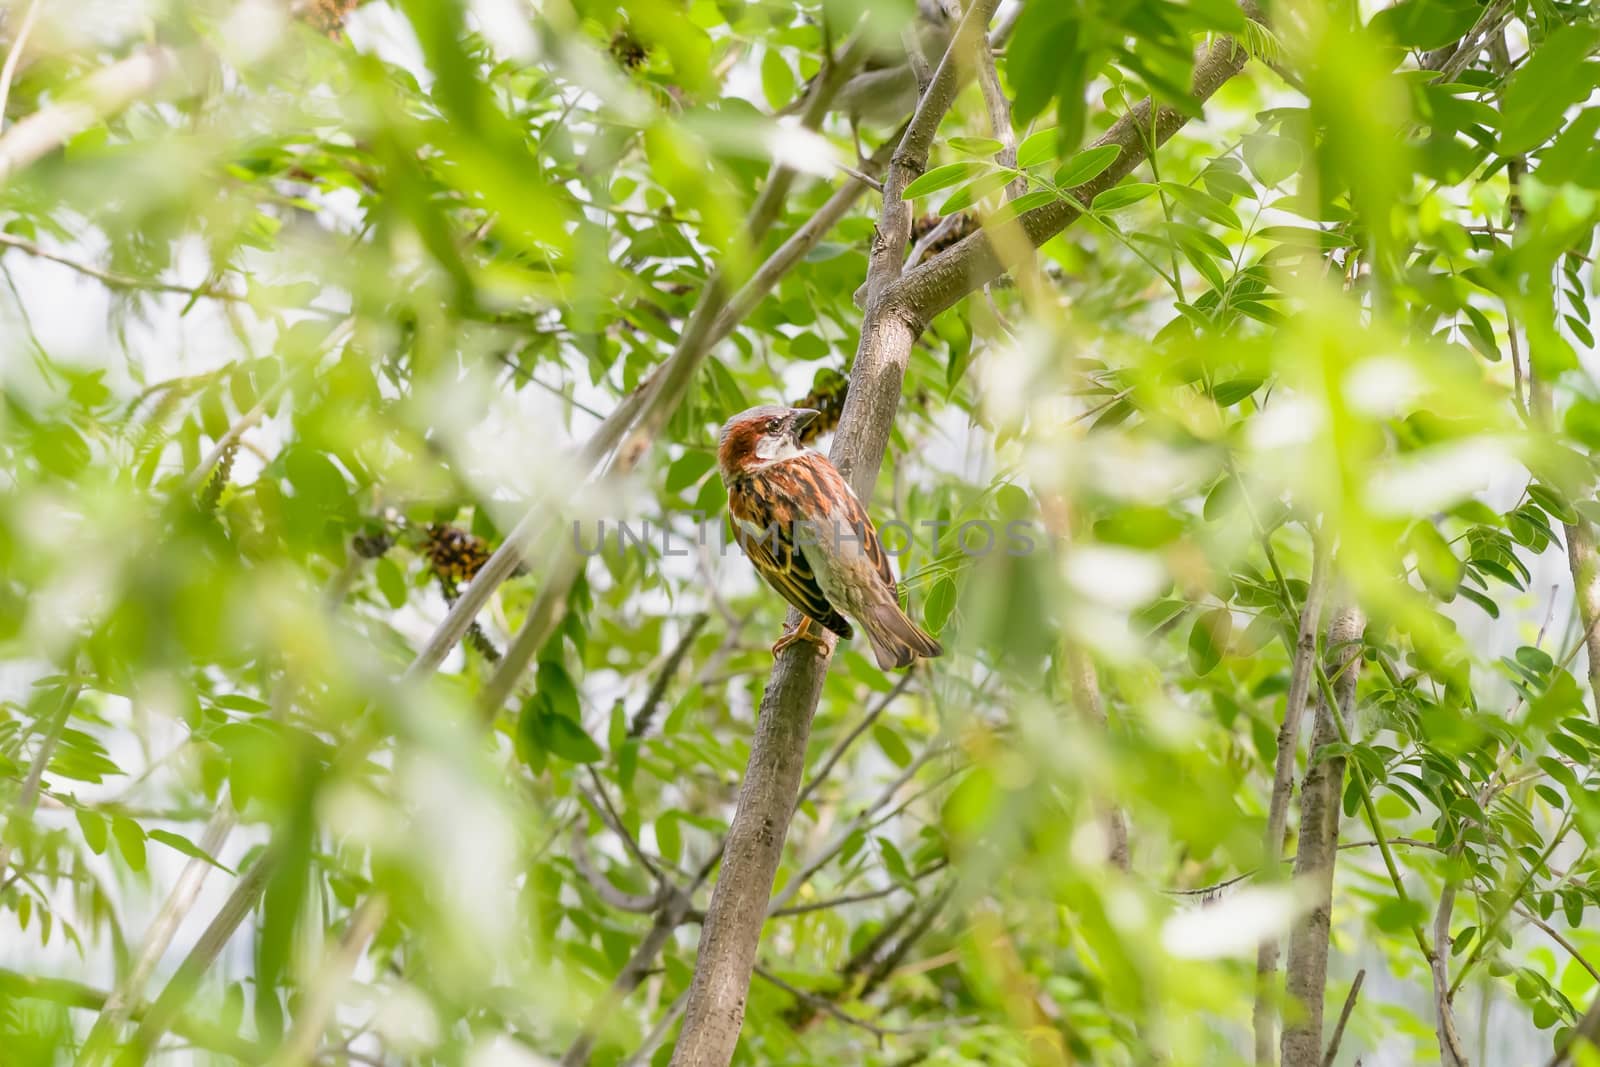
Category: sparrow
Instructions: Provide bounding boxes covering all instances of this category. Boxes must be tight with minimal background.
[717,405,942,670]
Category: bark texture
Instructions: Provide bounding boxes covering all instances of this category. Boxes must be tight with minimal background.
[1280,605,1365,1067]
[1254,547,1328,1063]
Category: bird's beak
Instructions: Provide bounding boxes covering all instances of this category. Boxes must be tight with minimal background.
[789,408,821,434]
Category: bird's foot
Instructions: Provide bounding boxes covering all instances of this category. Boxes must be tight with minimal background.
[772,617,831,658]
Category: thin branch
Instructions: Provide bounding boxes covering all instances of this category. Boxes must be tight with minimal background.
[0,680,82,880]
[1321,969,1365,1067]
[0,0,44,130]
[583,768,668,884]
[752,965,960,1040]
[271,896,387,1067]
[771,742,949,916]
[970,13,1023,202]
[133,846,277,1054]
[794,672,915,812]
[79,798,237,1054]
[1515,903,1600,984]
[571,819,661,914]
[885,30,1258,325]
[1255,535,1328,1063]
[630,613,710,738]
[1431,862,1471,1066]
[619,992,687,1067]
[0,231,246,301]
[767,869,939,919]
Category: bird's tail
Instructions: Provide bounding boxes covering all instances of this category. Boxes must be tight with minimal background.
[861,594,942,671]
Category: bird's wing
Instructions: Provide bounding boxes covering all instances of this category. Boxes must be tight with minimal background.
[785,452,898,591]
[728,468,854,639]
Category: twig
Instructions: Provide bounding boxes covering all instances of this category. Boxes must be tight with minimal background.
[79,798,238,1055]
[1431,863,1471,1066]
[0,680,82,880]
[1281,604,1367,1067]
[794,672,915,812]
[771,862,946,918]
[583,768,668,884]
[835,161,883,192]
[133,847,277,1053]
[970,11,1023,202]
[0,231,245,301]
[1321,969,1366,1067]
[630,614,710,738]
[752,965,960,1040]
[619,992,687,1067]
[271,896,388,1067]
[183,317,354,494]
[1515,903,1600,984]
[771,742,949,916]
[0,0,44,130]
[571,818,661,914]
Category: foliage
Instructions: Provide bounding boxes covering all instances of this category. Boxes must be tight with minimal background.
[0,1,1598,1065]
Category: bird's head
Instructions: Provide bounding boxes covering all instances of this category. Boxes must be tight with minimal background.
[717,405,821,479]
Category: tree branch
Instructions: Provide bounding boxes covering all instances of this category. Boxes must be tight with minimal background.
[0,45,181,183]
[1280,604,1365,1067]
[1255,538,1329,1063]
[670,9,1263,1065]
[883,32,1255,327]
[1321,969,1365,1067]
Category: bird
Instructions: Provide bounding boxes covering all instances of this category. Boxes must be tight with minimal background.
[717,405,943,670]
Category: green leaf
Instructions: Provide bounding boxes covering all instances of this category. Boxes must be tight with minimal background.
[760,49,795,110]
[1188,608,1230,675]
[924,577,956,634]
[1528,484,1578,526]
[1500,26,1600,155]
[1163,182,1241,230]
[1055,144,1122,188]
[1241,133,1302,188]
[284,447,349,514]
[940,171,1016,214]
[149,830,235,873]
[948,136,1003,156]
[76,809,107,854]
[375,557,407,610]
[112,816,146,872]
[656,812,682,866]
[1408,521,1463,600]
[1091,183,1157,213]
[1016,128,1059,169]
[902,162,987,199]
[1369,0,1480,50]
[1212,378,1264,406]
[873,722,912,768]
[537,660,581,721]
[666,451,716,494]
[541,713,605,763]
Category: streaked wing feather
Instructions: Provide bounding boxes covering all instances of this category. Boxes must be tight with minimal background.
[790,453,898,591]
[728,468,854,639]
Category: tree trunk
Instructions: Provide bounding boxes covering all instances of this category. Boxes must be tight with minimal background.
[1280,604,1364,1067]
